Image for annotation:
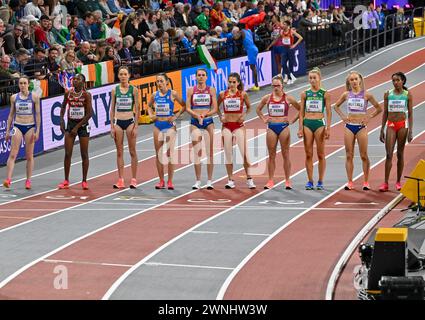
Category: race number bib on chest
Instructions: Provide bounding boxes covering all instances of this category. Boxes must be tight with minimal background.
[224,98,240,112]
[69,107,85,119]
[193,93,211,106]
[388,100,406,112]
[306,99,322,112]
[347,98,365,112]
[16,102,32,115]
[156,103,170,116]
[282,37,291,45]
[116,97,132,111]
[269,104,286,116]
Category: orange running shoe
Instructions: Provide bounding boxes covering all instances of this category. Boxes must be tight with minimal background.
[58,180,69,189]
[167,180,174,190]
[264,180,274,189]
[285,180,292,190]
[113,178,125,189]
[25,179,31,190]
[129,178,137,189]
[82,181,89,190]
[3,178,11,189]
[155,180,165,189]
[379,182,389,192]
[344,181,354,190]
[395,181,402,191]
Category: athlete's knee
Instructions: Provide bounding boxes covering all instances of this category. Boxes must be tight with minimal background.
[396,150,404,160]
[317,152,325,162]
[129,149,138,159]
[64,150,73,159]
[360,153,369,163]
[305,150,313,160]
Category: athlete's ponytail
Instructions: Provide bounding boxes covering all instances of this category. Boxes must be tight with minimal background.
[392,72,408,91]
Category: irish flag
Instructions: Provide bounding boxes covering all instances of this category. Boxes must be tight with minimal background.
[197,45,218,72]
[76,61,115,86]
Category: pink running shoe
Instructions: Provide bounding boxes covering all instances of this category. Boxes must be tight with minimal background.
[264,180,274,189]
[129,178,137,189]
[395,181,402,191]
[58,180,69,189]
[344,181,354,190]
[379,182,389,192]
[82,181,89,190]
[155,180,165,189]
[285,180,292,190]
[3,178,11,189]
[363,182,371,191]
[167,180,174,190]
[113,178,125,189]
[25,179,31,190]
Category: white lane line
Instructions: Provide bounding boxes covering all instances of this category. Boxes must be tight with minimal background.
[2,48,424,293]
[190,230,271,237]
[2,38,423,206]
[43,259,132,268]
[144,262,234,271]
[216,128,425,300]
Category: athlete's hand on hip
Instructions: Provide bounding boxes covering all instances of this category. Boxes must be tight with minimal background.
[262,116,270,124]
[379,129,385,143]
[342,116,350,124]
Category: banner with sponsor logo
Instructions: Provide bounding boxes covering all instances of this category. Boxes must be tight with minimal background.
[42,85,114,152]
[270,43,307,78]
[130,70,183,113]
[181,60,231,99]
[230,51,272,90]
[0,107,44,165]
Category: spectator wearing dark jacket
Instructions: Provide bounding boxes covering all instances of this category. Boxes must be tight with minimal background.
[77,12,95,42]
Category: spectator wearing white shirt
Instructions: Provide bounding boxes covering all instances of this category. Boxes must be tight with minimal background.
[24,0,42,19]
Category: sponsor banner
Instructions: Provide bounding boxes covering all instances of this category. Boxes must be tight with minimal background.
[0,107,44,165]
[130,70,183,112]
[181,60,231,99]
[42,85,114,152]
[230,51,272,90]
[270,43,307,78]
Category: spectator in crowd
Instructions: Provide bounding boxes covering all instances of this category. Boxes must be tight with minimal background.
[118,35,134,63]
[147,29,164,61]
[46,46,60,73]
[76,41,98,64]
[77,12,95,42]
[175,3,192,28]
[60,50,81,70]
[24,46,47,79]
[10,48,31,74]
[3,23,25,54]
[24,0,42,19]
[376,5,385,32]
[338,6,350,24]
[0,55,20,79]
[102,45,115,61]
[210,2,227,29]
[146,10,160,34]
[190,5,202,24]
[195,6,210,31]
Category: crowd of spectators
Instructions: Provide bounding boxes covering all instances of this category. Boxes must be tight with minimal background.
[0,0,416,95]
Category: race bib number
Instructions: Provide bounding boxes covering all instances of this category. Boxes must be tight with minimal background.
[282,37,291,45]
[347,98,365,112]
[306,99,322,112]
[69,107,85,119]
[16,102,32,115]
[116,97,132,111]
[269,104,285,116]
[224,98,240,112]
[193,93,211,106]
[156,103,170,116]
[388,100,406,113]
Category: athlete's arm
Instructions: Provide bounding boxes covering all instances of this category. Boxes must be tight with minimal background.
[216,91,225,121]
[73,92,92,133]
[5,95,16,141]
[287,95,300,124]
[132,86,140,135]
[324,91,331,139]
[110,88,116,138]
[333,91,349,123]
[291,30,303,49]
[240,91,251,123]
[380,91,389,143]
[33,94,41,141]
[205,87,218,118]
[298,91,306,137]
[60,91,69,134]
[171,90,186,121]
[365,91,382,120]
[407,90,413,142]
[185,87,198,119]
[256,95,270,123]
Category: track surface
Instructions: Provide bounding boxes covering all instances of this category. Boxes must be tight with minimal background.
[1,37,425,299]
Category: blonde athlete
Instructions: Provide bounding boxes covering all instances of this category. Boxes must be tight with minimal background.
[334,71,382,190]
[217,73,255,189]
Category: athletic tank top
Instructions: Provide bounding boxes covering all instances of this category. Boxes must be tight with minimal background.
[271,23,283,46]
[115,85,134,112]
[281,29,294,47]
[191,85,212,110]
[154,89,174,117]
[305,88,326,113]
[346,90,367,114]
[67,88,87,120]
[223,90,243,114]
[267,93,289,117]
[15,92,34,117]
[387,89,408,114]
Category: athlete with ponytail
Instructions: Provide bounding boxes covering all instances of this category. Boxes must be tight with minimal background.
[217,73,255,189]
[298,68,331,190]
[379,72,413,191]
[334,71,382,191]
